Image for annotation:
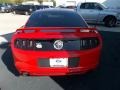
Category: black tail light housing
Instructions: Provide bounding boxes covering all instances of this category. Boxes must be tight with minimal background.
[80,38,99,50]
[14,37,100,50]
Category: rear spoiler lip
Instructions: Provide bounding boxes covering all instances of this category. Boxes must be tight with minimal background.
[16,27,97,33]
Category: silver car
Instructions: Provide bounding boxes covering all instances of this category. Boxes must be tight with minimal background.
[77,2,120,27]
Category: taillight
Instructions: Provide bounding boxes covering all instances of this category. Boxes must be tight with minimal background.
[15,39,35,49]
[14,37,100,50]
[80,38,99,50]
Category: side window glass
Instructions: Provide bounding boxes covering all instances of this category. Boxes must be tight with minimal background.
[32,6,34,9]
[80,3,85,9]
[85,3,90,9]
[94,4,103,10]
[87,3,95,9]
[80,3,94,9]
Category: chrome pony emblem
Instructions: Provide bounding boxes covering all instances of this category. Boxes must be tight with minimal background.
[54,40,63,50]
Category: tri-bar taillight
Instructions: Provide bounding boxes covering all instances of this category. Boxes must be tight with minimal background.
[14,37,100,50]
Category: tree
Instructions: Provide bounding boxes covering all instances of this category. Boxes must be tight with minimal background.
[9,0,24,4]
[51,0,56,6]
[37,0,43,4]
[0,0,11,3]
[14,0,23,4]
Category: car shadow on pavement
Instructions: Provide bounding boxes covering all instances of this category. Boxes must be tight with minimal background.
[50,31,120,90]
[50,63,102,90]
[1,32,13,42]
[89,23,120,28]
[1,33,20,76]
[1,46,20,76]
[0,43,9,49]
[51,69,100,90]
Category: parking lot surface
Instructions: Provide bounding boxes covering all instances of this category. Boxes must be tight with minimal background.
[0,13,29,35]
[0,13,120,90]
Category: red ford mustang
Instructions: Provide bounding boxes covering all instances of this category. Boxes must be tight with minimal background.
[11,9,102,76]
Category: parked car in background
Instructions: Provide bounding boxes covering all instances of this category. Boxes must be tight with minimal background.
[56,5,66,8]
[36,5,50,10]
[77,2,120,27]
[56,5,76,10]
[0,3,13,13]
[11,9,102,76]
[12,5,50,15]
[66,5,76,10]
[12,5,37,15]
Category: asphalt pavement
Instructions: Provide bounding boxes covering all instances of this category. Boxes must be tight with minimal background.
[0,13,29,35]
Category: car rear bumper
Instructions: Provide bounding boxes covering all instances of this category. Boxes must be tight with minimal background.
[15,61,98,76]
[12,47,101,76]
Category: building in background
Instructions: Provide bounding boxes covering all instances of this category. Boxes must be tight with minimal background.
[42,1,53,6]
[22,1,40,5]
[55,0,106,6]
[65,0,76,6]
[22,0,54,6]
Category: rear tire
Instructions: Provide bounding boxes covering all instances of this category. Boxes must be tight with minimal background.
[104,17,117,27]
[25,12,29,15]
[6,10,9,13]
[13,11,16,14]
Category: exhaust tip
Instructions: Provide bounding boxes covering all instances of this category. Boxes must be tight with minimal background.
[22,72,29,76]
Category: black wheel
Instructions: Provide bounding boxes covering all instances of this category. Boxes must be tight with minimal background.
[13,11,16,14]
[6,10,9,13]
[104,17,117,27]
[25,11,29,15]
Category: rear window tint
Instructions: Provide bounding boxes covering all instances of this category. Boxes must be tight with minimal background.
[26,10,88,27]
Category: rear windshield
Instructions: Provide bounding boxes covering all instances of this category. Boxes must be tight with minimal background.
[25,10,88,27]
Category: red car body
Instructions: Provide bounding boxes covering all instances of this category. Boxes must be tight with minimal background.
[11,9,102,76]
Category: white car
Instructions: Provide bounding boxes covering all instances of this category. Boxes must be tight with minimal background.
[77,2,120,27]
